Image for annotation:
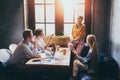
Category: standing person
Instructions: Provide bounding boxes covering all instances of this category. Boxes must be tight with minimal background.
[34,29,53,51]
[72,34,98,78]
[9,29,40,65]
[68,16,86,58]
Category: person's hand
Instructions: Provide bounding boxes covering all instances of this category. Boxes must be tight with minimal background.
[31,41,37,48]
[82,58,88,63]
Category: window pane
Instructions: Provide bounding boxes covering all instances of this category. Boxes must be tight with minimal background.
[35,24,45,33]
[46,5,55,22]
[64,6,74,22]
[74,0,85,4]
[74,5,85,22]
[46,24,55,36]
[64,24,73,38]
[35,5,44,22]
[35,0,44,3]
[46,0,54,4]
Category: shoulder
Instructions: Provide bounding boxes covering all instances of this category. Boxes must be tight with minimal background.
[73,24,77,27]
[72,24,77,29]
[18,44,26,50]
[74,23,77,26]
[18,41,28,49]
[13,43,26,53]
[82,23,86,27]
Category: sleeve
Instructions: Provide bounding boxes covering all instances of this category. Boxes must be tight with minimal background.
[21,44,38,58]
[41,39,46,47]
[86,50,92,59]
[37,38,46,50]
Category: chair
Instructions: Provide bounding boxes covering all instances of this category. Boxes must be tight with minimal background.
[0,49,12,63]
[0,49,12,74]
[9,44,18,54]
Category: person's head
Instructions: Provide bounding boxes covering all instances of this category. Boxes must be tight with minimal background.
[34,29,44,37]
[86,34,96,48]
[77,16,83,24]
[23,29,33,41]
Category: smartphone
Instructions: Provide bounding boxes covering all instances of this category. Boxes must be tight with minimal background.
[32,59,41,62]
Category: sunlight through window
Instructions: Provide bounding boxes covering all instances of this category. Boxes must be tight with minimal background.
[34,0,85,36]
[62,0,85,37]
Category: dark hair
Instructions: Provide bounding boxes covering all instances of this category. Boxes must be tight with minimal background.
[34,29,43,37]
[23,29,32,40]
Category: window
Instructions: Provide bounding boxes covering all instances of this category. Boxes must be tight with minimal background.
[26,0,86,37]
[35,0,55,35]
[62,0,85,37]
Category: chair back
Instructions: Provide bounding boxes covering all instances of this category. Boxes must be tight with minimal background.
[9,44,18,54]
[0,49,12,63]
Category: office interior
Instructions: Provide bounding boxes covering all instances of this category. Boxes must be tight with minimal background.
[0,0,120,80]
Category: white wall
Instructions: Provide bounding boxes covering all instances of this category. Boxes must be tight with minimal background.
[110,0,120,67]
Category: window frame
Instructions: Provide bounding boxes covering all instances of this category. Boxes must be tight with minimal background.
[26,0,92,36]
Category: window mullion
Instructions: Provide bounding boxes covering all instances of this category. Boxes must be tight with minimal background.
[44,0,46,35]
[27,0,35,32]
[55,0,64,35]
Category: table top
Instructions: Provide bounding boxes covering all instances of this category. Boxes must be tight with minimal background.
[25,48,71,67]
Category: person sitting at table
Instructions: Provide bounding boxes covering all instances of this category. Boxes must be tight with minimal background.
[9,29,40,65]
[72,34,98,79]
[68,16,86,59]
[34,29,53,52]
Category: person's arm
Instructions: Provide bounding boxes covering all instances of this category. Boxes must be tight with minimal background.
[22,44,40,58]
[73,37,80,41]
[86,49,92,60]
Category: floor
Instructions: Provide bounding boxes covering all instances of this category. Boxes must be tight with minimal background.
[0,72,119,80]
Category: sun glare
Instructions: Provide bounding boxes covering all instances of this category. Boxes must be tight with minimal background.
[61,0,74,7]
[61,0,74,22]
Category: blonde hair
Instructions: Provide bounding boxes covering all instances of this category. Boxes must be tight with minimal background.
[87,34,98,71]
[77,16,83,20]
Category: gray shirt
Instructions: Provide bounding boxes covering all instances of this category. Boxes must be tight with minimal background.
[9,40,38,64]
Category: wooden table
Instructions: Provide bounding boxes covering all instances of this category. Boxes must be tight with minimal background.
[25,48,72,80]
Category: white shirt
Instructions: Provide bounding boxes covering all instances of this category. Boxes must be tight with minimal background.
[34,36,46,51]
